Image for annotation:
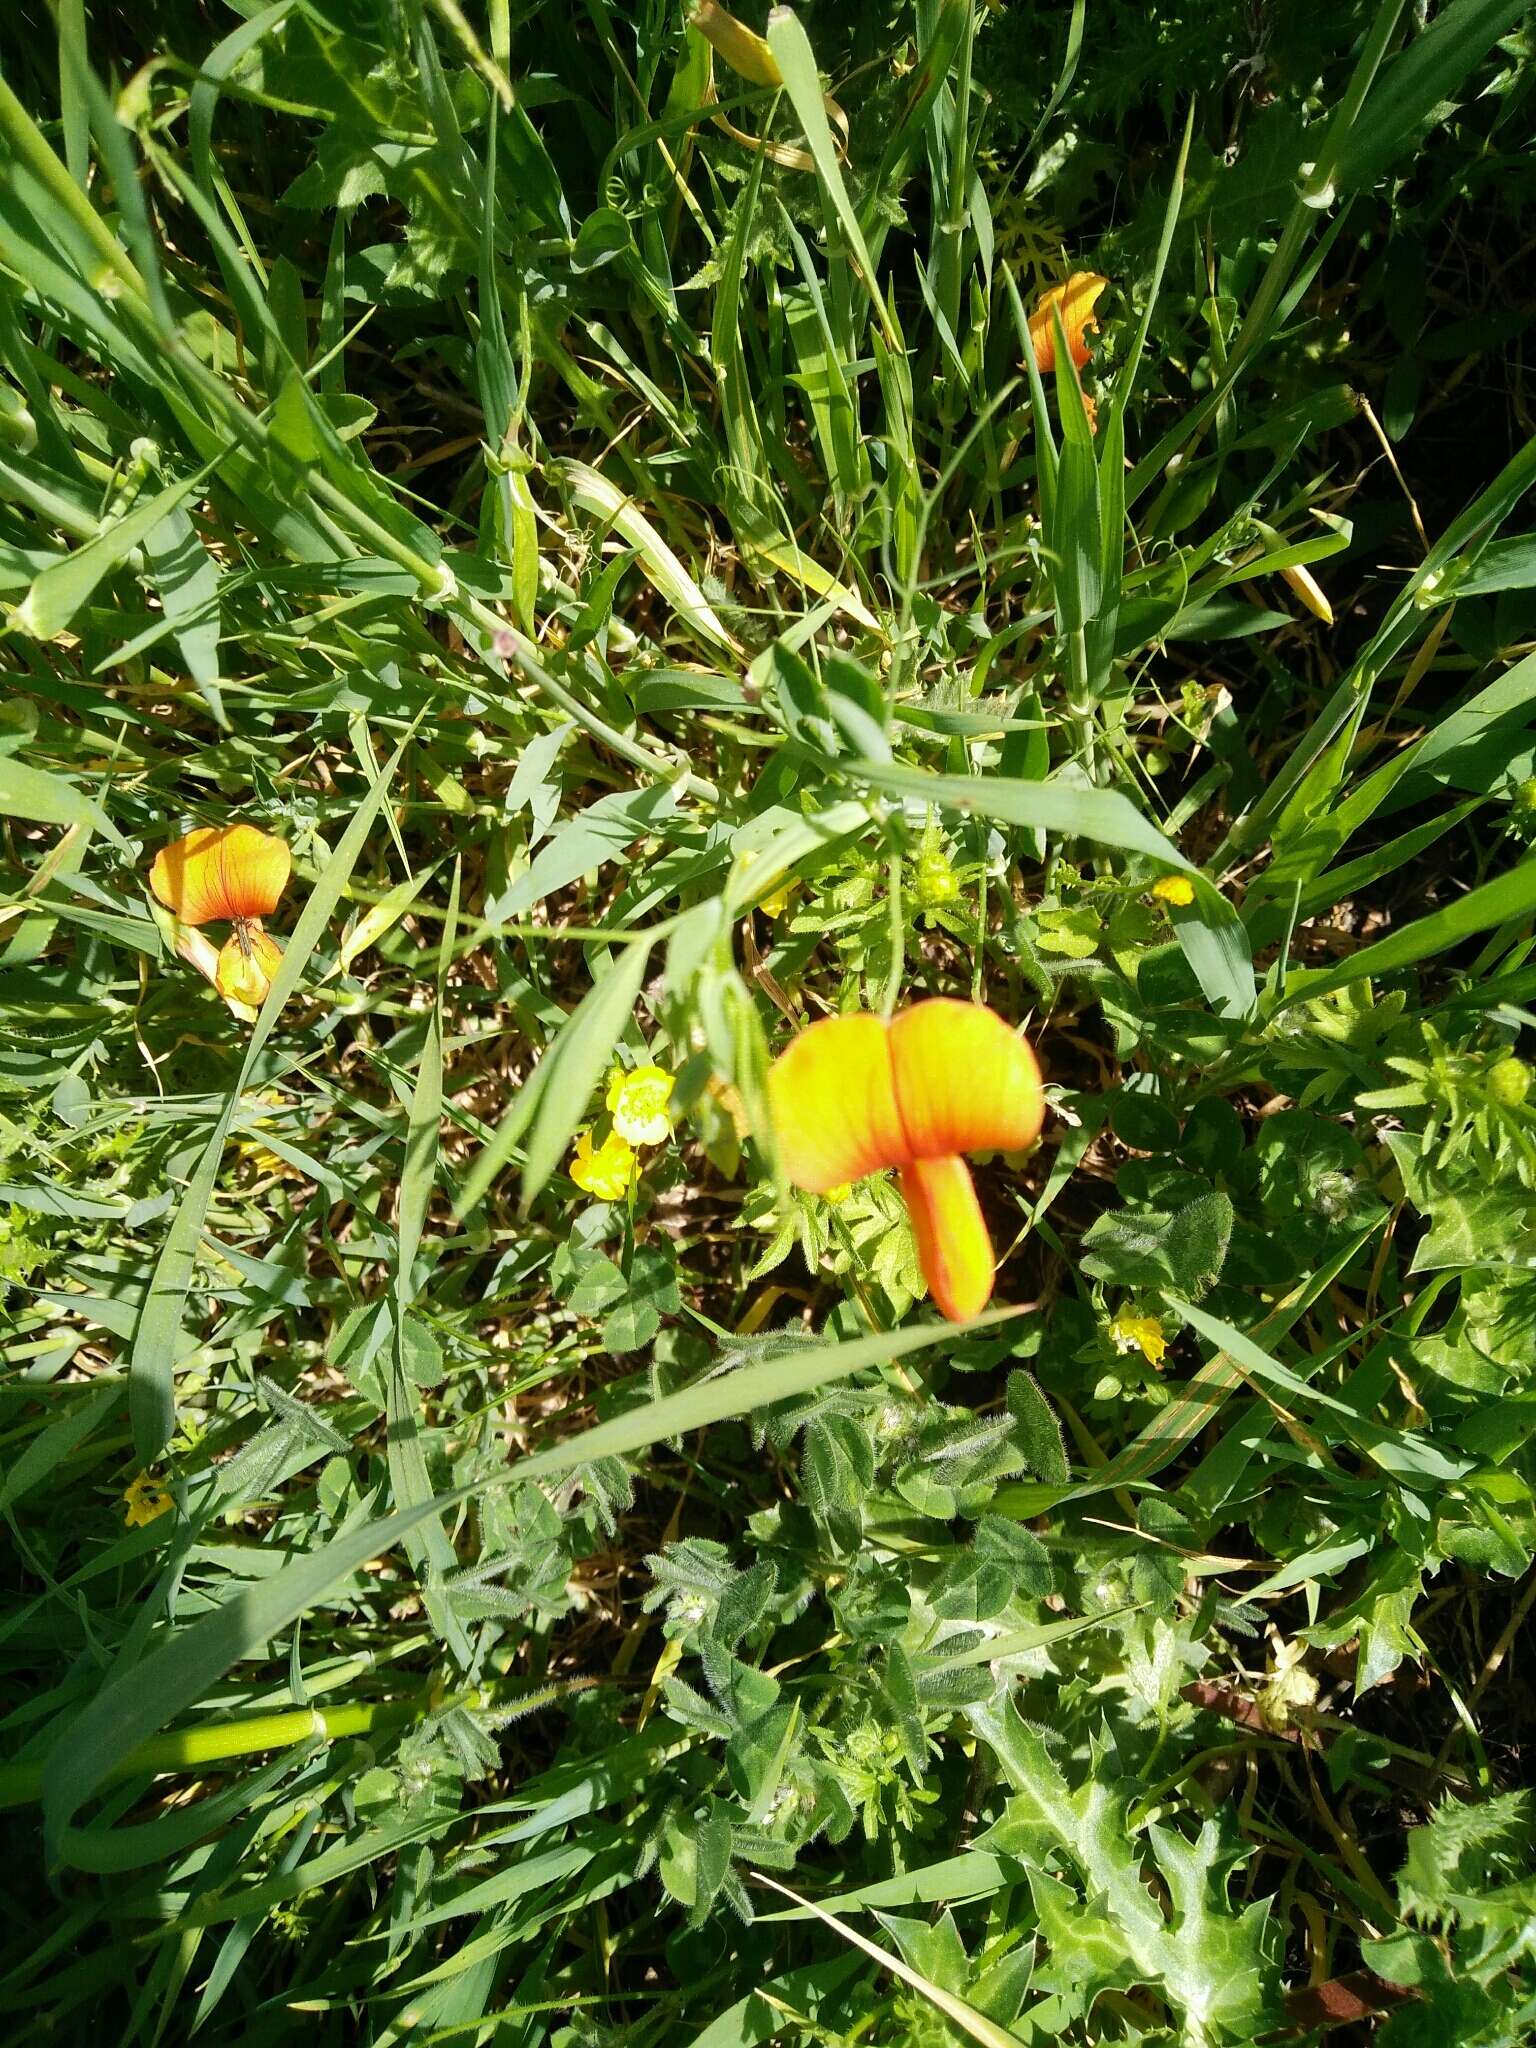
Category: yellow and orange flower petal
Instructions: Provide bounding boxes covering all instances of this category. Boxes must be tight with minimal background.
[1028,271,1108,375]
[901,1154,995,1322]
[150,824,291,928]
[765,1011,909,1195]
[215,925,283,1007]
[887,999,1045,1161]
[765,999,1047,1322]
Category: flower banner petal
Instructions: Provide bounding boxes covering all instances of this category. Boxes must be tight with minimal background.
[767,1012,909,1193]
[151,824,291,926]
[888,999,1044,1162]
[1028,271,1108,373]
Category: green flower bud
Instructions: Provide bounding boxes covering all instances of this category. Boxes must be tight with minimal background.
[1505,781,1536,844]
[912,814,960,910]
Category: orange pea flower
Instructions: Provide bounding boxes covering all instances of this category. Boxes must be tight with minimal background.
[767,998,1045,1322]
[1028,271,1108,374]
[150,823,291,1008]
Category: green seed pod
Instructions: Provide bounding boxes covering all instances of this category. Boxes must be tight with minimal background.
[1486,1055,1532,1109]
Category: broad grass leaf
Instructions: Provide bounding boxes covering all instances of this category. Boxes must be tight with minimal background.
[851,761,1185,867]
[15,461,215,641]
[0,756,127,849]
[765,9,894,346]
[1280,855,1536,1005]
[386,864,472,1665]
[496,782,678,924]
[142,504,222,705]
[1337,0,1531,193]
[0,1381,122,1515]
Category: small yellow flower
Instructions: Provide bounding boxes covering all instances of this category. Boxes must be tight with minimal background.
[570,1127,638,1201]
[1108,1311,1168,1369]
[741,848,797,919]
[606,1062,675,1146]
[823,1183,853,1206]
[1152,874,1196,908]
[123,1472,175,1528]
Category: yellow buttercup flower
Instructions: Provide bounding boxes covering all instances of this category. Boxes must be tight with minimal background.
[570,1127,638,1201]
[1108,1311,1168,1369]
[1152,874,1195,908]
[123,1472,175,1528]
[606,1062,676,1146]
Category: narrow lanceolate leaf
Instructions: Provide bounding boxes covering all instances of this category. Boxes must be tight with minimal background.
[1279,855,1536,1005]
[0,757,128,849]
[559,459,740,656]
[388,862,471,1665]
[14,458,218,640]
[750,1874,1025,2048]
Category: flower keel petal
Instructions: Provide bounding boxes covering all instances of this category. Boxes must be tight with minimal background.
[901,1154,994,1322]
[215,927,283,1007]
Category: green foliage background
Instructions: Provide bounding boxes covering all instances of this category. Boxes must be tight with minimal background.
[4,0,1536,2041]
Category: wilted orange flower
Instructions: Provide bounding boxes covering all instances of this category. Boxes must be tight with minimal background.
[1028,271,1108,375]
[766,999,1045,1322]
[150,823,291,1008]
